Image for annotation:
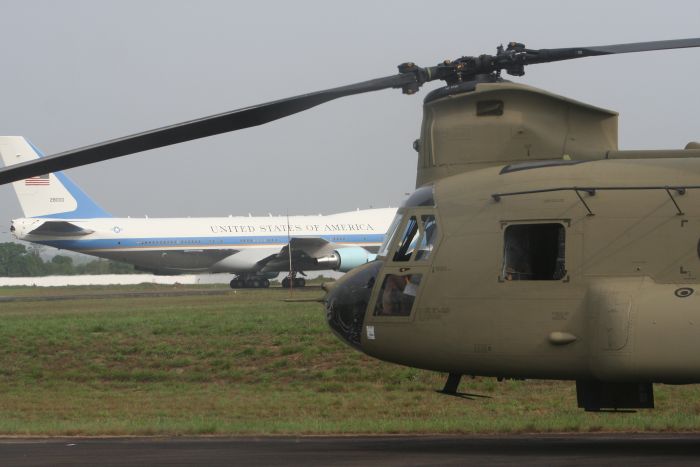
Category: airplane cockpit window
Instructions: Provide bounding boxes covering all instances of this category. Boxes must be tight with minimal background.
[373,273,423,316]
[502,223,566,281]
[393,216,419,262]
[377,214,404,258]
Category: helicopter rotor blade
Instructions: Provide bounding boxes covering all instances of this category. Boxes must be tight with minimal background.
[442,38,700,79]
[2,37,699,185]
[0,72,421,185]
[513,38,700,67]
[580,37,700,55]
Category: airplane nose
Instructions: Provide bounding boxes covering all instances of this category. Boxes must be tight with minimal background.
[324,260,382,350]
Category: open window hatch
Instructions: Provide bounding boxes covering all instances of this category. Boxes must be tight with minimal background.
[502,223,567,281]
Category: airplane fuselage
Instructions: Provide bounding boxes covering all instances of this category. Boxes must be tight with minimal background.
[12,208,395,275]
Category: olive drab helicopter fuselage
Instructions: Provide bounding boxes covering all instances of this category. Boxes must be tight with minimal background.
[325,78,700,410]
[2,39,700,411]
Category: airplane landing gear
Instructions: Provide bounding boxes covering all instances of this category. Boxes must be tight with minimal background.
[229,275,270,289]
[281,272,306,288]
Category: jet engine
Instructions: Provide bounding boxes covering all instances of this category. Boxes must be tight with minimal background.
[315,247,377,272]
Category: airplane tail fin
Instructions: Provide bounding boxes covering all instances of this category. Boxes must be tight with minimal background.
[0,136,111,218]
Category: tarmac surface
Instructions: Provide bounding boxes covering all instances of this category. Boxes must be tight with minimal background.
[3,434,700,466]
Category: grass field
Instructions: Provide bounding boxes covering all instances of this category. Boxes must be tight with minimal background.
[0,284,700,435]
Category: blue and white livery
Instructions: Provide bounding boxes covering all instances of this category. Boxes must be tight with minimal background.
[1,137,396,288]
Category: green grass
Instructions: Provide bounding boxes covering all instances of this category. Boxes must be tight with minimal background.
[0,282,230,297]
[1,285,700,435]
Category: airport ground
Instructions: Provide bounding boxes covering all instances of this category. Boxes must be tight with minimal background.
[1,284,700,436]
[6,434,700,466]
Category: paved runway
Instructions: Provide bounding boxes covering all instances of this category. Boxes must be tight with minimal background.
[3,434,700,466]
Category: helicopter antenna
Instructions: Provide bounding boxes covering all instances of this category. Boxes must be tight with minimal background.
[286,210,294,297]
[2,38,700,184]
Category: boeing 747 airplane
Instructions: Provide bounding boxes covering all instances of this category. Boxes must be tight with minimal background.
[1,137,396,288]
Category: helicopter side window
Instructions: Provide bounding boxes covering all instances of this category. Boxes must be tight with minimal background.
[393,216,419,262]
[373,273,423,316]
[502,223,566,281]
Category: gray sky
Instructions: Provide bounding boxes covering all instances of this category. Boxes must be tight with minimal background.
[1,0,699,242]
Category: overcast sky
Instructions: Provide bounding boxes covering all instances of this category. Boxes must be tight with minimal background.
[1,0,699,242]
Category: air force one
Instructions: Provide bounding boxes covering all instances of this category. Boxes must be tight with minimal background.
[1,137,396,288]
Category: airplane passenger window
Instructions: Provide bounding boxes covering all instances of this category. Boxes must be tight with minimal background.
[502,223,566,281]
[373,274,423,316]
[393,216,419,262]
[415,215,438,261]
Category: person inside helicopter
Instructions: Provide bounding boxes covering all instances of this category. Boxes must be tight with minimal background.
[502,223,566,281]
[375,273,423,316]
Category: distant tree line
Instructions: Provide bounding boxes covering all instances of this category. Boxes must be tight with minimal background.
[0,242,138,277]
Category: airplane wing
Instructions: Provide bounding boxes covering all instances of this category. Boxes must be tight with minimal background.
[258,237,351,273]
[285,237,337,258]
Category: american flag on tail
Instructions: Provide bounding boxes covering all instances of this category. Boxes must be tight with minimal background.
[25,174,50,186]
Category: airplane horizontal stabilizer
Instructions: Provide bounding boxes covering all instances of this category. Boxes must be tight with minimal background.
[27,220,94,237]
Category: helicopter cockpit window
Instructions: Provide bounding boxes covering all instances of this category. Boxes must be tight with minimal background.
[415,215,438,261]
[389,214,439,262]
[393,216,419,262]
[377,214,403,258]
[373,273,423,316]
[502,223,566,281]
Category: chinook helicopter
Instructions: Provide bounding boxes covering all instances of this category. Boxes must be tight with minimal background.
[2,38,700,411]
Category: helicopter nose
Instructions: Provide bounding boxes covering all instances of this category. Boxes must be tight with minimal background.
[324,260,382,350]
